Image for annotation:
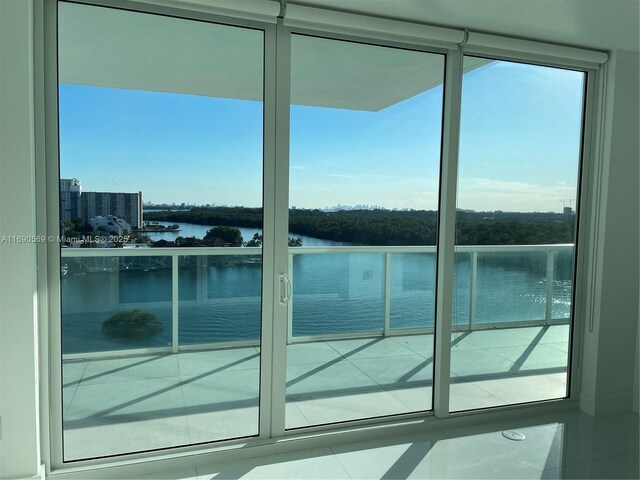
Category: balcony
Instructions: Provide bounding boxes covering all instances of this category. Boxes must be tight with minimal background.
[60,245,572,460]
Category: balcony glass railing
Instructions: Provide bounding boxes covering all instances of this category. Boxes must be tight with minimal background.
[61,244,573,357]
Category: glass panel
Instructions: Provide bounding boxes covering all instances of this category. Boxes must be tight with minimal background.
[452,252,471,330]
[474,251,547,324]
[450,57,585,412]
[292,253,385,336]
[61,255,172,354]
[389,252,437,331]
[286,35,444,427]
[58,2,263,459]
[552,249,574,320]
[179,255,262,345]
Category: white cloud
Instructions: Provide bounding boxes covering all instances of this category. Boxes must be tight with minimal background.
[457,177,577,212]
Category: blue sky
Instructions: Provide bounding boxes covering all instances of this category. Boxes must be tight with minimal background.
[59,59,585,212]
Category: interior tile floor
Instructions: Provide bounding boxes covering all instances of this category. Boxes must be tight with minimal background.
[140,410,640,479]
[63,325,571,460]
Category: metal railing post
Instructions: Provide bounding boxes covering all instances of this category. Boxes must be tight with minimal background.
[172,254,179,354]
[468,251,478,331]
[384,252,391,336]
[287,252,293,345]
[545,250,556,323]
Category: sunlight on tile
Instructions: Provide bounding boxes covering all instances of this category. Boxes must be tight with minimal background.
[63,326,573,459]
[196,448,351,480]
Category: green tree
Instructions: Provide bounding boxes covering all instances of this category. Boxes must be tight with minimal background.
[288,236,303,247]
[244,233,263,247]
[204,226,243,247]
[243,234,303,247]
[62,218,93,237]
[175,236,205,247]
[103,309,162,338]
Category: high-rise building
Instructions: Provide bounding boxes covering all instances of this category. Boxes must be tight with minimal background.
[80,191,143,228]
[59,178,142,228]
[59,177,82,222]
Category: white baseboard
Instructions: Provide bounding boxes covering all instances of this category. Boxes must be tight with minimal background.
[581,390,634,416]
[32,464,46,480]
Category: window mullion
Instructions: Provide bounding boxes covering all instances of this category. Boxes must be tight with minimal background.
[433,48,463,419]
[266,18,292,438]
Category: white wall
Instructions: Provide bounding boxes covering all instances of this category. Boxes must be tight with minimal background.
[0,0,43,478]
[580,49,640,416]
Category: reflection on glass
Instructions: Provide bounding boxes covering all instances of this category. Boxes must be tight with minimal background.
[61,256,172,354]
[292,253,385,336]
[58,2,264,459]
[390,252,437,330]
[286,35,444,427]
[475,251,547,324]
[179,255,262,345]
[450,57,585,412]
[552,250,574,319]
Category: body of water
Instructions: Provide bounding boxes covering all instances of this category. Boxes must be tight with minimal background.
[61,223,574,354]
[143,221,350,247]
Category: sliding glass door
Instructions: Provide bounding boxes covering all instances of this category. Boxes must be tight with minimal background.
[58,2,265,460]
[54,1,589,464]
[450,57,585,411]
[285,34,445,428]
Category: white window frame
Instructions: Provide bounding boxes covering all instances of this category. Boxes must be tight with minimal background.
[37,0,606,476]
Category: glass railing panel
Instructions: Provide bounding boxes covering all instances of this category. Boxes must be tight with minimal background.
[61,255,172,354]
[177,255,198,302]
[474,251,547,324]
[552,249,574,320]
[452,252,471,329]
[389,252,436,331]
[291,252,385,336]
[178,254,262,345]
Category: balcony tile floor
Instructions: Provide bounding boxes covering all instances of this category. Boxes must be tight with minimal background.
[63,325,570,460]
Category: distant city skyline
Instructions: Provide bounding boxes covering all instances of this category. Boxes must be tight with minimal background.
[142,200,575,214]
[59,60,585,213]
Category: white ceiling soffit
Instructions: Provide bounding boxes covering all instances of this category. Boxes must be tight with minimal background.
[59,2,489,111]
[291,36,490,111]
[58,2,265,102]
[291,36,444,111]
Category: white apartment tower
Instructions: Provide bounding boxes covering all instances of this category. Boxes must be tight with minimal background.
[80,191,143,229]
[59,177,82,222]
[59,178,142,228]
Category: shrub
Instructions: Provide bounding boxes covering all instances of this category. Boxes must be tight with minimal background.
[102,309,163,339]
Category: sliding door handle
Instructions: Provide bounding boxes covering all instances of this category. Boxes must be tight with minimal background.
[279,273,292,304]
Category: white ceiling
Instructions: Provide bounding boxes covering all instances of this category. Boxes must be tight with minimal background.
[292,0,640,53]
